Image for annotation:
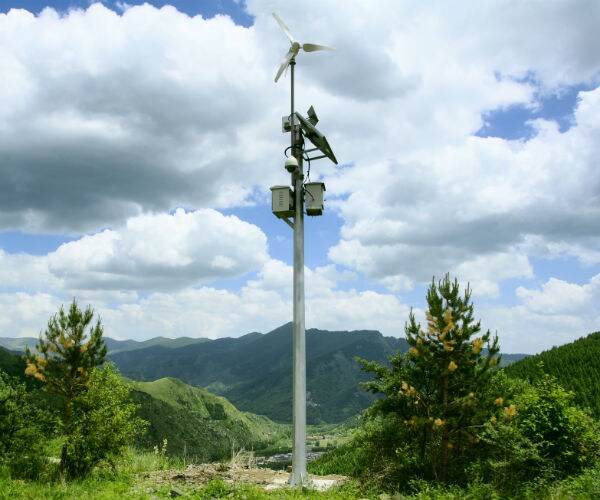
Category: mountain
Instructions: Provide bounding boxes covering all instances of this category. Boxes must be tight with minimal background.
[108,323,408,424]
[0,337,38,352]
[0,346,282,460]
[504,331,600,418]
[0,325,527,424]
[0,335,210,355]
[130,377,282,461]
[499,352,529,366]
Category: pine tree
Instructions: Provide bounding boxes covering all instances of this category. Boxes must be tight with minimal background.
[24,299,107,477]
[362,274,504,483]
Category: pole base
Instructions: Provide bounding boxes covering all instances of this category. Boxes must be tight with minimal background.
[288,470,310,488]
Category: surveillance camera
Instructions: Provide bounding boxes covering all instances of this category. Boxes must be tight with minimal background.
[285,156,299,172]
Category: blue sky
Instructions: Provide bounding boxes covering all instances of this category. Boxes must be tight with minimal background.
[0,0,599,353]
[3,1,254,24]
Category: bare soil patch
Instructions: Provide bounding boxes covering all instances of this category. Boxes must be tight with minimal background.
[144,462,347,493]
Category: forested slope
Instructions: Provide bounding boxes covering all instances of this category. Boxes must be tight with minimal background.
[0,346,281,460]
[108,323,409,423]
[130,377,283,460]
[504,331,600,417]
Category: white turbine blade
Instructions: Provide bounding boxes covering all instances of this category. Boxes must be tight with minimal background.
[274,48,295,82]
[302,43,335,52]
[272,12,295,43]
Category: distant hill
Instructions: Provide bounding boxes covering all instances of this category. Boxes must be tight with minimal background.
[504,331,600,418]
[0,346,281,460]
[108,323,408,424]
[0,337,38,352]
[499,352,529,367]
[2,324,528,424]
[0,335,210,355]
[130,377,282,461]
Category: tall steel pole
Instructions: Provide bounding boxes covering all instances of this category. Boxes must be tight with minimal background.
[288,59,308,488]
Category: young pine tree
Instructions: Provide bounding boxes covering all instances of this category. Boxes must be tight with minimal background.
[24,299,107,477]
[362,275,505,483]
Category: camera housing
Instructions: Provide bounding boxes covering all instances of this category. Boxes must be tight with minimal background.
[285,156,299,172]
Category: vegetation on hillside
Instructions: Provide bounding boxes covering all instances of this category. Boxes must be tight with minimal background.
[1,283,599,498]
[108,324,408,424]
[130,377,287,462]
[0,342,288,465]
[311,275,600,497]
[505,331,600,417]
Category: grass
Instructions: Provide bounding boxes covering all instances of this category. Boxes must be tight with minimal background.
[1,446,599,499]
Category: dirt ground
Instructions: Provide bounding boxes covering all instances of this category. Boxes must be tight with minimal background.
[145,462,348,494]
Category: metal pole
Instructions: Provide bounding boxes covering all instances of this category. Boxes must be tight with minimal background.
[289,59,308,488]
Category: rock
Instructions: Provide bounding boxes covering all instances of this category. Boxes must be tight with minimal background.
[170,486,186,497]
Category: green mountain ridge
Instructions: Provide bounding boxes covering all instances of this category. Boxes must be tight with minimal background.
[505,330,600,418]
[0,324,529,424]
[107,323,409,423]
[129,376,283,460]
[3,330,598,460]
[0,346,282,460]
[0,335,211,355]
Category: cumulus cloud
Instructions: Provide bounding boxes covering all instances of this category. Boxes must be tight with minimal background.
[0,209,268,294]
[1,1,599,354]
[0,292,62,338]
[482,274,600,353]
[95,257,413,340]
[328,86,600,293]
[0,4,280,233]
[45,209,269,290]
[516,275,600,316]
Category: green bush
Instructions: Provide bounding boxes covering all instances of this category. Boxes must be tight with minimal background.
[308,441,362,477]
[0,370,49,479]
[514,372,600,477]
[65,364,148,478]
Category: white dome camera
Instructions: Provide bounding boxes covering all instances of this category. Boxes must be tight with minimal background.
[285,156,299,173]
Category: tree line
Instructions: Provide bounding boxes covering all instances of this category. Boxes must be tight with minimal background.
[504,330,600,417]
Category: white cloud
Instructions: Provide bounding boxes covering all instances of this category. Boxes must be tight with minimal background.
[0,209,268,294]
[46,208,269,290]
[327,85,600,295]
[516,275,600,315]
[481,274,600,353]
[100,258,411,340]
[1,1,599,354]
[0,3,281,232]
[0,292,61,338]
[0,250,56,290]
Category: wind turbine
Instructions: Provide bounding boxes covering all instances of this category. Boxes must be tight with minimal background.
[273,12,335,83]
[271,12,335,489]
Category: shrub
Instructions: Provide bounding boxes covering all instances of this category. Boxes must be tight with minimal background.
[0,370,48,479]
[65,364,147,478]
[514,373,600,477]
